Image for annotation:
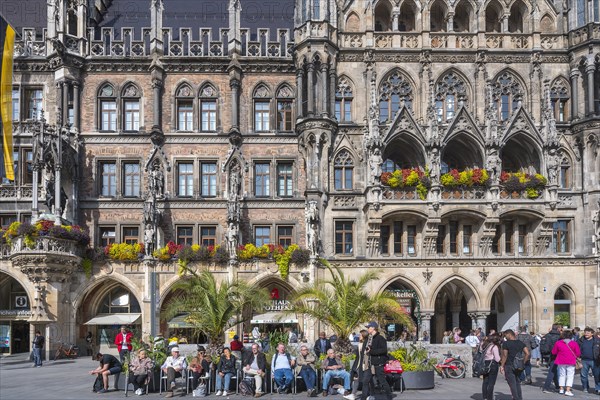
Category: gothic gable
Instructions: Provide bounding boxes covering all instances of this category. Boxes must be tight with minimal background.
[442,106,484,147]
[382,106,426,147]
[502,107,544,148]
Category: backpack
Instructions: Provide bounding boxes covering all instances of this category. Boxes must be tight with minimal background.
[193,382,207,397]
[517,333,532,350]
[473,345,493,377]
[92,375,104,392]
[540,334,558,356]
[239,377,256,396]
[512,350,525,373]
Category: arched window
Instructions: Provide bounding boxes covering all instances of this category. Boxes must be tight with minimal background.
[382,159,400,172]
[276,85,294,132]
[199,83,218,132]
[430,0,447,32]
[379,71,413,123]
[67,8,78,36]
[98,287,141,314]
[553,286,572,327]
[508,0,527,33]
[335,77,353,123]
[98,83,116,131]
[253,84,271,132]
[550,79,570,123]
[577,0,586,26]
[374,0,392,31]
[334,150,354,190]
[485,0,502,32]
[453,1,472,32]
[175,84,194,131]
[559,152,572,189]
[346,12,360,31]
[435,72,467,122]
[399,0,417,31]
[493,72,523,121]
[121,83,141,132]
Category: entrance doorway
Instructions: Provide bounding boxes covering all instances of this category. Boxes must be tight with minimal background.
[487,277,534,332]
[431,278,478,343]
[0,273,31,354]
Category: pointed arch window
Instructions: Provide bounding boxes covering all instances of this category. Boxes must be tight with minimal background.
[276,85,294,132]
[253,85,271,132]
[200,84,218,132]
[550,80,570,123]
[379,71,413,123]
[67,0,78,36]
[335,77,353,123]
[435,72,467,122]
[493,72,523,121]
[98,83,117,131]
[559,153,572,189]
[175,84,194,131]
[334,150,354,190]
[122,84,141,132]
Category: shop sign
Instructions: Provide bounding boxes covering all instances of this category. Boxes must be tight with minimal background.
[264,300,292,311]
[15,296,27,308]
[0,309,32,316]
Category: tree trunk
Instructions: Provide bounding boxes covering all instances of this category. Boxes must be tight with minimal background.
[207,336,225,358]
[333,336,354,356]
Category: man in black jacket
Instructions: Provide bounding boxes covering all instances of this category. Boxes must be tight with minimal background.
[578,327,600,394]
[361,322,392,400]
[243,343,268,397]
[541,324,563,393]
[314,332,332,358]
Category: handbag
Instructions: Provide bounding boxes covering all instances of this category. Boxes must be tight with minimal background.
[565,340,582,371]
[383,359,403,374]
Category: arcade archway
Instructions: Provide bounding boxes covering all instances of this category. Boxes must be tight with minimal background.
[0,272,31,354]
[487,277,535,332]
[382,278,422,341]
[431,278,479,343]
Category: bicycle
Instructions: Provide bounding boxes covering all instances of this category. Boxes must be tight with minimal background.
[434,352,466,379]
[53,342,79,361]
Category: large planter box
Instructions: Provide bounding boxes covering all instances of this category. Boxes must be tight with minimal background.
[401,370,435,390]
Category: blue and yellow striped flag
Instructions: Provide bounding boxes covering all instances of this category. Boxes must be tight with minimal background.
[0,15,15,181]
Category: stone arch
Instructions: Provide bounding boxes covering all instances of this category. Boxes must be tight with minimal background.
[376,273,426,309]
[398,0,419,31]
[429,0,449,32]
[508,0,529,33]
[430,276,481,311]
[487,275,536,332]
[345,11,361,31]
[97,81,116,98]
[500,132,543,174]
[374,0,393,31]
[199,81,219,98]
[552,284,575,328]
[275,82,296,99]
[382,130,427,169]
[454,0,475,32]
[540,13,556,33]
[377,275,425,339]
[121,81,142,98]
[441,131,486,171]
[0,271,33,354]
[174,81,195,97]
[484,0,504,32]
[72,273,142,313]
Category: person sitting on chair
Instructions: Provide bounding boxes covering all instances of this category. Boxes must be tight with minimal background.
[215,347,237,396]
[321,349,351,397]
[243,343,268,397]
[161,346,188,398]
[89,352,122,394]
[296,345,318,397]
[189,346,211,391]
[271,343,296,394]
[128,349,154,396]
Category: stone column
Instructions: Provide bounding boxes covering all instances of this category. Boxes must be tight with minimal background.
[296,69,304,118]
[329,67,336,118]
[476,312,490,334]
[72,83,80,131]
[451,307,460,329]
[307,63,315,116]
[468,313,477,330]
[586,63,596,116]
[320,63,329,116]
[447,13,454,32]
[32,165,40,219]
[420,312,433,342]
[152,78,163,128]
[56,82,63,123]
[62,82,69,125]
[570,68,579,119]
[230,79,240,129]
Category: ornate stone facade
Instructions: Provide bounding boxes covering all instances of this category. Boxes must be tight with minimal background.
[1,0,599,353]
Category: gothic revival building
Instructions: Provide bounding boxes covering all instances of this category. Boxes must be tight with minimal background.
[0,0,599,353]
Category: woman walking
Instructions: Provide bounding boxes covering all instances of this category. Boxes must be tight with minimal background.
[215,347,237,396]
[481,333,501,400]
[551,330,581,397]
[346,330,369,400]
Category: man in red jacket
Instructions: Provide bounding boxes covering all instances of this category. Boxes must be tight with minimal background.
[115,326,133,362]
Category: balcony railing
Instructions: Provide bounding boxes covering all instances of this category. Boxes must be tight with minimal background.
[440,187,486,200]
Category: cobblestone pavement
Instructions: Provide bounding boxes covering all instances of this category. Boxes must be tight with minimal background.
[1,354,599,400]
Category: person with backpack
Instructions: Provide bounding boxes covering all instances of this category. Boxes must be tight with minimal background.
[530,331,542,367]
[577,327,600,394]
[479,333,501,400]
[271,343,295,394]
[517,326,536,384]
[541,324,563,393]
[500,329,530,400]
[551,329,580,397]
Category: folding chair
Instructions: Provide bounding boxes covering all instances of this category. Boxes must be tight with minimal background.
[159,368,187,394]
[243,369,267,394]
[271,369,296,394]
[187,365,212,395]
[124,369,150,397]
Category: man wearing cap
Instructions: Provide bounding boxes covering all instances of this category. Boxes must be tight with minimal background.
[161,346,188,398]
[361,322,392,400]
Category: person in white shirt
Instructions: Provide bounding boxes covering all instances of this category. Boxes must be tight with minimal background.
[271,343,295,394]
[160,347,188,398]
[465,330,480,356]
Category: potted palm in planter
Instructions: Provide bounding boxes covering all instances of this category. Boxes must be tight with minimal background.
[389,344,436,390]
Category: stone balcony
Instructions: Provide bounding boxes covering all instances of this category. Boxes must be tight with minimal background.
[8,236,83,283]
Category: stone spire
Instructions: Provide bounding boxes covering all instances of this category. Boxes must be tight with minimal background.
[228,0,242,55]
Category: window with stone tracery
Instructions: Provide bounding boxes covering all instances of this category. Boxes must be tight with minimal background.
[98,83,116,131]
[200,83,218,132]
[253,84,271,132]
[276,85,294,132]
[550,79,570,123]
[334,150,354,190]
[335,77,353,123]
[493,72,523,121]
[175,84,194,131]
[379,71,413,123]
[435,72,467,122]
[121,83,141,132]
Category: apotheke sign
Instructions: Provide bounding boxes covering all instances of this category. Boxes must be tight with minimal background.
[264,300,292,311]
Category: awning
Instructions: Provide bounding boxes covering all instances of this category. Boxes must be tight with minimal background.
[250,312,297,324]
[84,314,141,325]
[168,314,195,328]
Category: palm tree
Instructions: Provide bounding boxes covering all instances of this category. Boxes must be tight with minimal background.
[291,264,414,354]
[164,269,269,356]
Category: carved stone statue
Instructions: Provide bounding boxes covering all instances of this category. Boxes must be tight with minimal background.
[593,201,600,255]
[547,149,560,185]
[229,163,241,197]
[305,200,319,257]
[45,179,55,212]
[369,148,383,184]
[227,222,238,259]
[486,149,501,182]
[144,223,155,257]
[148,162,164,198]
[429,147,440,183]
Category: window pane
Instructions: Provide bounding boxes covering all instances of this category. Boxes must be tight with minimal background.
[277,163,293,197]
[255,163,270,196]
[124,100,140,131]
[407,225,416,254]
[436,224,445,254]
[123,163,140,197]
[504,221,514,253]
[99,227,116,247]
[277,226,293,248]
[445,94,455,121]
[201,226,216,247]
[335,101,341,121]
[255,226,271,247]
[101,162,116,196]
[201,163,217,197]
[553,220,570,253]
[178,163,194,197]
[25,89,43,120]
[122,227,139,244]
[255,102,270,131]
[177,226,194,246]
[462,224,472,254]
[178,101,193,131]
[344,101,352,122]
[449,221,458,254]
[393,221,403,254]
[380,225,390,254]
[335,221,353,255]
[201,100,217,131]
[12,89,19,121]
[101,101,117,131]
